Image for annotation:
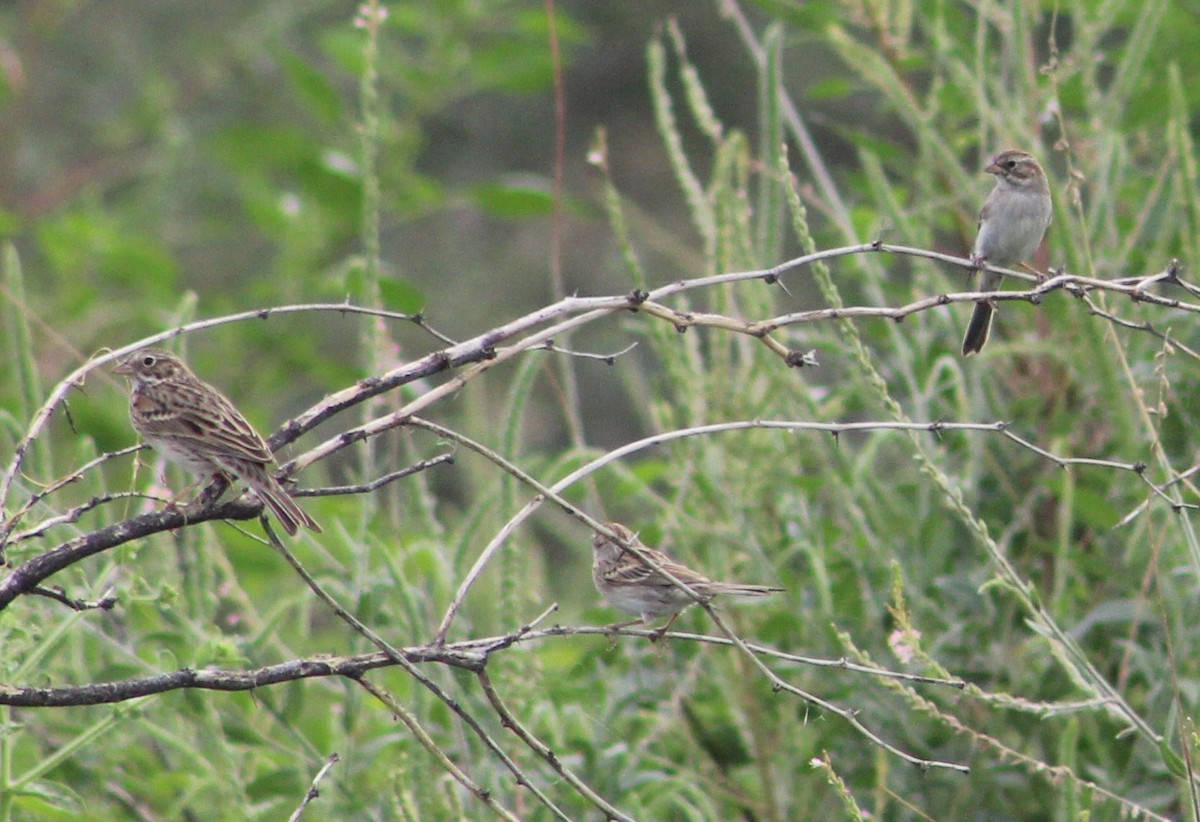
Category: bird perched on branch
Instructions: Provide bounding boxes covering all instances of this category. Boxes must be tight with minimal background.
[115,347,321,536]
[962,149,1052,355]
[592,522,782,633]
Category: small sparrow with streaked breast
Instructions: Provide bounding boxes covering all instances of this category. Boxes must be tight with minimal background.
[115,347,321,536]
[962,149,1052,355]
[592,523,782,632]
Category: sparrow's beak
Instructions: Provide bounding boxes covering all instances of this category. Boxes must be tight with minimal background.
[113,359,134,376]
[984,161,1003,175]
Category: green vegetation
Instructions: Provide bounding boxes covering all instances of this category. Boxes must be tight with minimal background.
[1,1,1198,819]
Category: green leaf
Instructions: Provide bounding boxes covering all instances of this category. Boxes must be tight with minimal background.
[247,767,305,803]
[379,276,426,314]
[1159,738,1187,779]
[807,77,856,101]
[211,125,316,172]
[472,182,555,218]
[278,50,344,125]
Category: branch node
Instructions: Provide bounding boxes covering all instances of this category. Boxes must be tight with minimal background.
[785,349,819,368]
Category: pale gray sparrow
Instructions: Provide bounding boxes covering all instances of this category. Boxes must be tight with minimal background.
[592,523,782,631]
[961,150,1052,355]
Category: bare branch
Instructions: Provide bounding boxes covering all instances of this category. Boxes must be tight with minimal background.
[477,668,637,822]
[353,677,525,822]
[0,624,965,708]
[266,529,571,821]
[437,417,1169,642]
[287,754,340,822]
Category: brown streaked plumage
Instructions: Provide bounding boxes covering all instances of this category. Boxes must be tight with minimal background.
[115,348,320,536]
[592,523,782,629]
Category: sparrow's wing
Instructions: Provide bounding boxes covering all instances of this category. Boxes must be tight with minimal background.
[608,549,713,594]
[147,380,275,463]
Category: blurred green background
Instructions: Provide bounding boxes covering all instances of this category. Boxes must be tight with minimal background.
[3,1,1200,819]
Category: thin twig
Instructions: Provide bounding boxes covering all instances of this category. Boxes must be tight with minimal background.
[436,416,1172,642]
[0,624,967,707]
[305,454,454,497]
[286,753,340,822]
[353,677,523,822]
[477,668,637,822]
[265,526,569,821]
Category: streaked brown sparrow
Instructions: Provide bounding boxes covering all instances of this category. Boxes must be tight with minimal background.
[115,347,321,536]
[592,523,782,631]
[961,150,1052,355]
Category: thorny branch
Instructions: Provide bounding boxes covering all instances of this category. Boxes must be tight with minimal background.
[0,624,969,708]
[2,242,1193,542]
[287,754,340,822]
[1,243,1198,815]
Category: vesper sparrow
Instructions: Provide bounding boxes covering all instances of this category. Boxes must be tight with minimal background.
[962,150,1052,355]
[592,523,782,630]
[115,348,321,535]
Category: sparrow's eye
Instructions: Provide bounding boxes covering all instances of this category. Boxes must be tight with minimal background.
[141,355,156,367]
[1004,159,1017,169]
